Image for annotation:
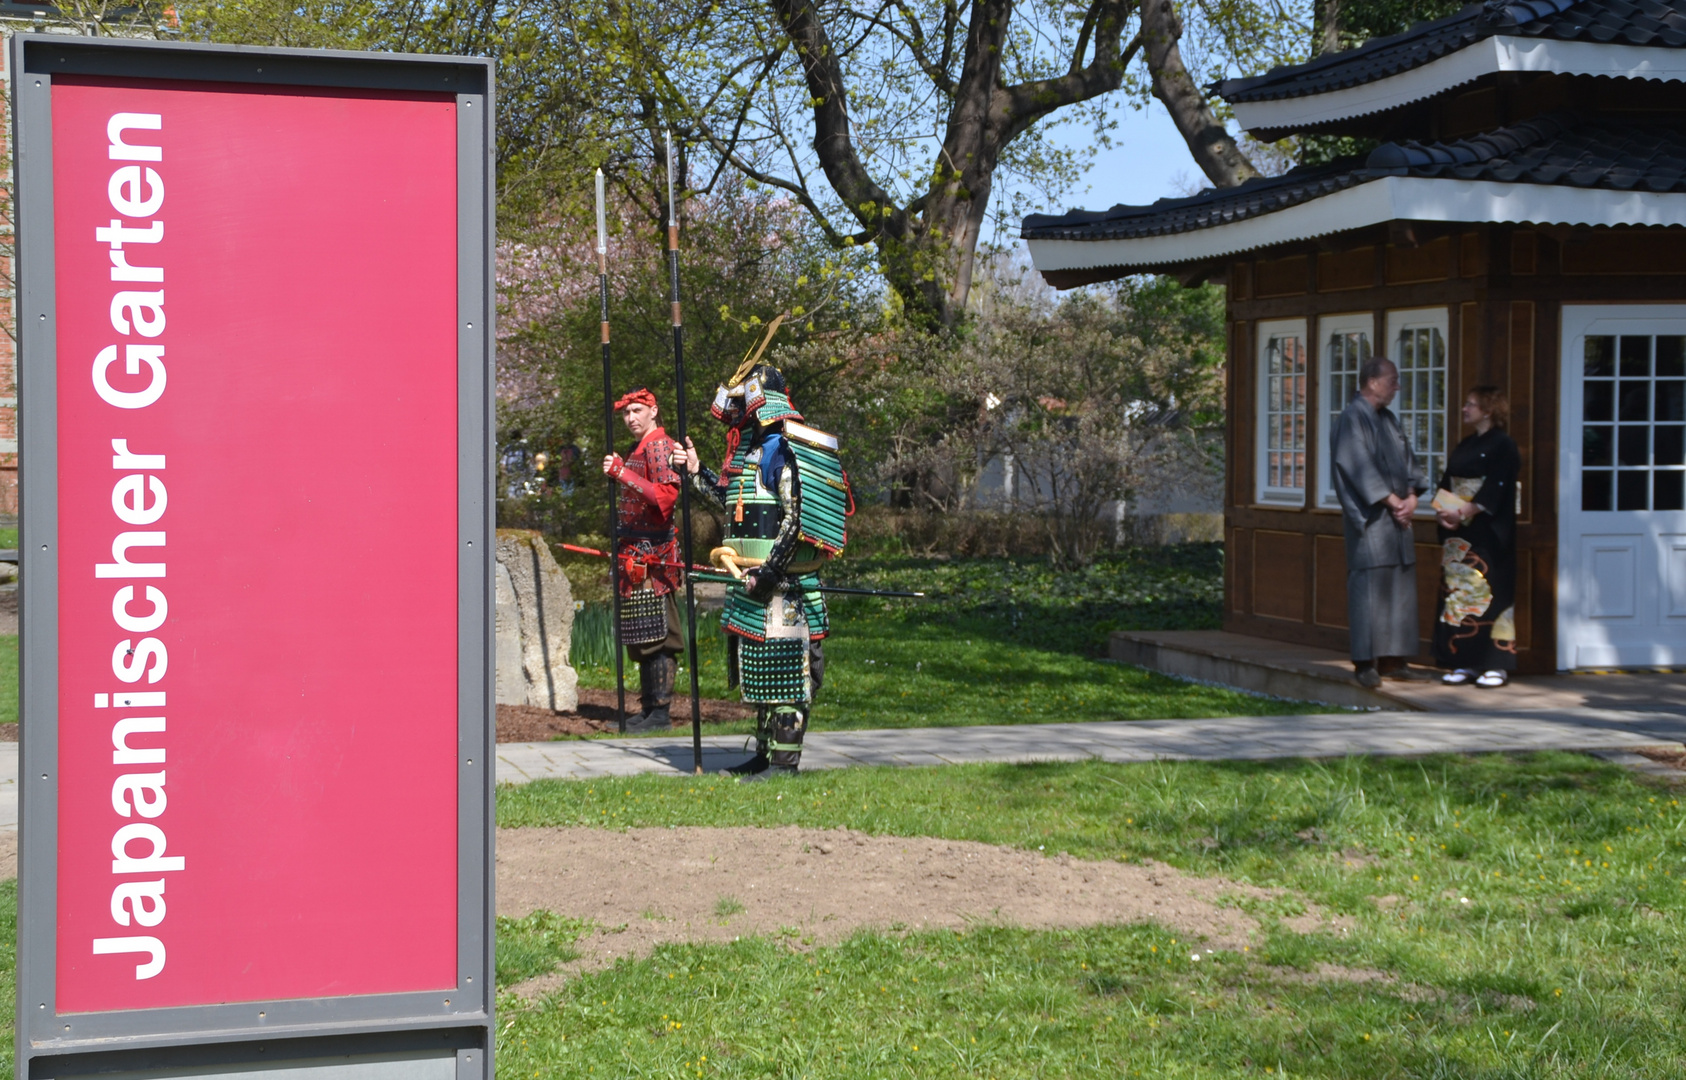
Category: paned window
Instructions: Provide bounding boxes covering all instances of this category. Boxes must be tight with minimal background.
[1316,315,1373,507]
[1255,319,1307,505]
[1387,309,1449,496]
[1581,334,1686,511]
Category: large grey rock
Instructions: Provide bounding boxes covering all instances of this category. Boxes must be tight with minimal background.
[495,530,578,711]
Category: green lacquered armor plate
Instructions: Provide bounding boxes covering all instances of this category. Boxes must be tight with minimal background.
[789,439,848,556]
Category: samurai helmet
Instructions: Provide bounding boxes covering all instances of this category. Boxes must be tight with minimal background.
[711,315,802,430]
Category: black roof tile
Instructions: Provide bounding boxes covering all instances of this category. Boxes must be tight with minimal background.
[1218,0,1686,105]
[1021,114,1686,242]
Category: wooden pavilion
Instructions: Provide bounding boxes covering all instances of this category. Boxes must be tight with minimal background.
[1024,0,1686,673]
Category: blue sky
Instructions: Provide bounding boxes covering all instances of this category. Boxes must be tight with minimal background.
[992,97,1206,248]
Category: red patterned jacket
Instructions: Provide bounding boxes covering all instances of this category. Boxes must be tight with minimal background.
[608,427,682,597]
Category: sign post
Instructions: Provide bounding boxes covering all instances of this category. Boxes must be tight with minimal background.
[11,35,496,1079]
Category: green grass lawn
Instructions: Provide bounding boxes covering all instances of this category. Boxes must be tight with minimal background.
[494,752,1686,1078]
[569,546,1337,730]
[0,635,14,728]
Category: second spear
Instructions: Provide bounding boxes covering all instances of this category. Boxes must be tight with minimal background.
[665,132,707,776]
[595,169,629,732]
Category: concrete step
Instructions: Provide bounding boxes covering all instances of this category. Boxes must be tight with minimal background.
[1111,629,1686,714]
[1110,630,1414,710]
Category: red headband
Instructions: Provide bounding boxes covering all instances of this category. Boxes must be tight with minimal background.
[614,388,658,411]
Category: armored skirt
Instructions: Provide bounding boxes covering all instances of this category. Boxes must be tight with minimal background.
[1432,428,1521,673]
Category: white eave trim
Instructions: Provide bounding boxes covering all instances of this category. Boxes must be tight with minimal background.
[1232,38,1686,133]
[1025,176,1686,273]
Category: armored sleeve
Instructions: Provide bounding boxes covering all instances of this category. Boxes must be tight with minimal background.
[690,466,729,512]
[763,460,803,576]
[617,468,678,515]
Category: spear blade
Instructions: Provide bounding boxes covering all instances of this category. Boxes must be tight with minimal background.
[595,168,627,732]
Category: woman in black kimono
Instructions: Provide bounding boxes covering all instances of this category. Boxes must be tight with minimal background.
[1433,386,1521,687]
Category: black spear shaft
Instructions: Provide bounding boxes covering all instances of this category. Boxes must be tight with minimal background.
[685,573,926,598]
[596,169,627,733]
[666,131,706,775]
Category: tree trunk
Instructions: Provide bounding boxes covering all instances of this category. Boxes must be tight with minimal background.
[1318,0,1343,54]
[761,0,1234,324]
[1139,0,1258,189]
[908,0,1015,326]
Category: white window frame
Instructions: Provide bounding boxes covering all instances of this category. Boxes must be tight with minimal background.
[1255,318,1309,507]
[1386,306,1451,515]
[1315,312,1377,509]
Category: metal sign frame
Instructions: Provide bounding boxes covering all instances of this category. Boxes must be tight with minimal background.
[11,34,495,1079]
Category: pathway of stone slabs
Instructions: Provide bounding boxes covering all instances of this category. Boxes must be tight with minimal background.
[0,711,1682,832]
[495,709,1686,784]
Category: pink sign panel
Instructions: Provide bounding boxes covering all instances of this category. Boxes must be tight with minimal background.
[51,77,461,1013]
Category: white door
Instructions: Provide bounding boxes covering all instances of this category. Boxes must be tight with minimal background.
[1559,305,1686,668]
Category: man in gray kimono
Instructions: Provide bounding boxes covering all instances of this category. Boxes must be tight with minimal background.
[1331,356,1429,688]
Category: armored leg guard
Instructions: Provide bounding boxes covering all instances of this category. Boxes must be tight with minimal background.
[723,708,771,775]
[768,705,807,768]
[738,705,804,781]
[626,653,675,734]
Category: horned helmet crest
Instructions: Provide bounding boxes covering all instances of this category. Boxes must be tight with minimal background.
[711,314,802,430]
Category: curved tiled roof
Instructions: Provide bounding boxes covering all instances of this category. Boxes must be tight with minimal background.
[1021,161,1366,242]
[1218,0,1686,105]
[1021,114,1686,242]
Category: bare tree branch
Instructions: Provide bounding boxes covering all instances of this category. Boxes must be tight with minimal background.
[1140,0,1258,187]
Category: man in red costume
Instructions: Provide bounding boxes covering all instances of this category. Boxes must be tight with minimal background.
[601,387,685,733]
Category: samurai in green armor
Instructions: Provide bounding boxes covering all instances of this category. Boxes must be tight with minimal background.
[674,360,850,779]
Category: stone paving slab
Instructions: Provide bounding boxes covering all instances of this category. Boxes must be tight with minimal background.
[491,710,1686,786]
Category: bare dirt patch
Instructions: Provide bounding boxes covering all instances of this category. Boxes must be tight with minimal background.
[1336,848,1378,869]
[1282,908,1357,934]
[0,833,15,879]
[498,825,1339,997]
[497,692,753,743]
[1633,745,1686,773]
[1263,962,1440,1002]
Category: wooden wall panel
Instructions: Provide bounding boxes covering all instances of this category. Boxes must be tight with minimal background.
[1514,549,1533,651]
[1478,299,1509,387]
[1509,300,1535,520]
[1230,320,1252,506]
[1527,542,1555,674]
[1231,261,1252,301]
[1386,236,1453,284]
[1460,231,1486,278]
[1252,530,1307,621]
[1511,230,1538,275]
[1416,543,1443,642]
[1460,301,1481,410]
[1314,534,1348,627]
[1230,528,1252,613]
[1317,247,1375,292]
[1256,255,1309,297]
[1563,232,1686,275]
